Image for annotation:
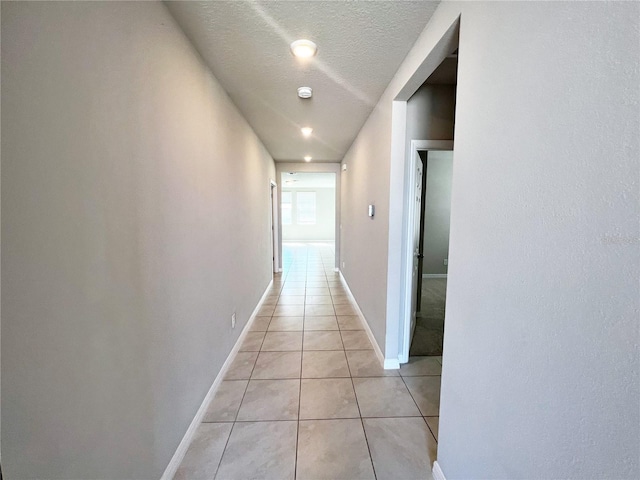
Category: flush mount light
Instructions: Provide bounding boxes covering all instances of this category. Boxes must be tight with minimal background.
[297,86,313,99]
[304,156,312,162]
[301,127,313,137]
[290,39,317,58]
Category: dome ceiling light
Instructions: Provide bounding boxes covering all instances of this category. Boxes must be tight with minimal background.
[304,156,312,162]
[290,39,317,58]
[301,127,313,137]
[297,86,313,99]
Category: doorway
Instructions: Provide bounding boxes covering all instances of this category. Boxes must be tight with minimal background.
[401,141,453,361]
[410,148,454,356]
[280,172,336,247]
[270,180,280,273]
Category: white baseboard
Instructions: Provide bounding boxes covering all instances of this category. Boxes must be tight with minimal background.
[338,272,391,370]
[432,461,446,480]
[160,279,274,480]
[422,274,447,279]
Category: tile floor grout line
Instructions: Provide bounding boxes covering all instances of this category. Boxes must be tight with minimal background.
[342,327,378,480]
[398,373,426,418]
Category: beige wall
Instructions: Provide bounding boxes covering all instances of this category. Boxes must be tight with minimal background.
[1,2,275,478]
[340,1,639,478]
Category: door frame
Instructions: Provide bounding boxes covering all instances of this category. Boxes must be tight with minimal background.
[270,180,280,273]
[400,140,453,364]
[274,163,341,271]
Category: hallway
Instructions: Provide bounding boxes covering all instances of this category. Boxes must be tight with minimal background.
[175,244,441,480]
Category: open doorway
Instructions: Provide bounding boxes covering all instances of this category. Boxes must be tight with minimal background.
[399,49,458,364]
[410,148,454,356]
[280,172,336,246]
[270,180,280,273]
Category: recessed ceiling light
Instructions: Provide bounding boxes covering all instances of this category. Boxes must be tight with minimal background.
[297,86,313,99]
[304,156,312,162]
[301,127,313,137]
[290,39,317,58]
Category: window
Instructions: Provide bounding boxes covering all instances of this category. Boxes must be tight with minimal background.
[281,191,292,225]
[296,192,316,225]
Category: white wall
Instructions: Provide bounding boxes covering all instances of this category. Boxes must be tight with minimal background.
[340,1,639,478]
[282,187,336,242]
[422,150,453,275]
[1,2,276,478]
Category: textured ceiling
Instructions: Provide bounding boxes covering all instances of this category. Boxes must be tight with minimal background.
[165,1,439,162]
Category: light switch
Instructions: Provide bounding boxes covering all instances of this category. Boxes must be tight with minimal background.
[368,205,375,218]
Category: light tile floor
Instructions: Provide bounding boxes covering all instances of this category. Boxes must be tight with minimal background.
[175,243,441,480]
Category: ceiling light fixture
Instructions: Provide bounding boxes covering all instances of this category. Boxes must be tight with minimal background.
[304,156,312,162]
[290,39,317,58]
[301,127,313,137]
[297,86,313,99]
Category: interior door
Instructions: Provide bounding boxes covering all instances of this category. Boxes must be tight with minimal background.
[409,156,424,344]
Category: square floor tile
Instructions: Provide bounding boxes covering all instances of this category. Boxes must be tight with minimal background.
[334,304,357,316]
[239,332,265,352]
[305,304,335,316]
[277,295,305,305]
[262,296,278,306]
[251,351,302,379]
[341,330,373,350]
[306,287,330,296]
[261,332,303,351]
[300,378,359,419]
[250,316,272,332]
[331,295,351,305]
[296,419,375,480]
[256,305,276,316]
[268,316,303,331]
[215,421,297,480]
[273,305,305,317]
[203,380,247,422]
[280,288,305,296]
[337,315,363,330]
[225,351,259,380]
[399,356,442,376]
[303,331,343,350]
[174,422,232,480]
[353,377,420,417]
[425,416,439,441]
[402,376,441,416]
[306,281,328,288]
[302,350,350,378]
[363,417,436,480]
[304,316,339,331]
[305,295,333,305]
[345,350,399,378]
[236,379,300,421]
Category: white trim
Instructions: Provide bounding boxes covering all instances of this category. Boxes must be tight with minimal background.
[161,279,274,480]
[423,274,448,279]
[432,461,446,480]
[384,358,401,369]
[399,140,454,365]
[338,271,392,369]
